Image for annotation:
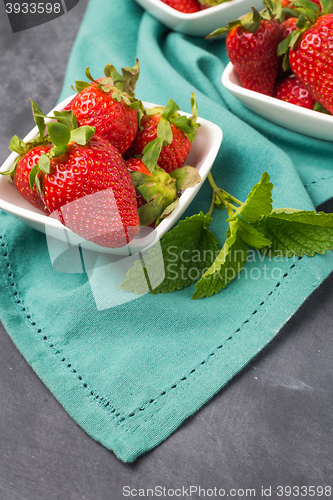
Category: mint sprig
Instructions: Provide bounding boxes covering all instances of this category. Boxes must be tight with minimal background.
[121,172,333,300]
[120,212,219,294]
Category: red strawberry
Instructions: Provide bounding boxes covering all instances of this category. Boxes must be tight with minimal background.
[160,0,200,13]
[42,136,140,248]
[207,9,283,96]
[128,96,200,174]
[70,85,138,155]
[125,158,152,209]
[280,16,298,38]
[69,62,143,155]
[13,145,51,213]
[129,114,191,174]
[278,0,333,113]
[277,18,298,75]
[288,14,333,113]
[273,74,316,109]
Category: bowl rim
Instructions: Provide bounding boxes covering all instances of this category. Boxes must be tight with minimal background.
[222,61,333,125]
[135,0,251,20]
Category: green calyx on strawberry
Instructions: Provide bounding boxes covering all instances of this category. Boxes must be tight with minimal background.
[206,0,283,37]
[18,102,96,195]
[133,92,200,174]
[127,158,201,227]
[277,0,333,64]
[2,99,54,179]
[72,59,145,116]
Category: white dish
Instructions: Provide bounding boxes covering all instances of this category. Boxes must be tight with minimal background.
[0,96,223,256]
[222,62,333,141]
[134,0,264,37]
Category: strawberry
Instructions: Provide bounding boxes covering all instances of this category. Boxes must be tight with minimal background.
[277,17,298,75]
[1,100,53,213]
[273,74,316,108]
[69,61,143,155]
[42,136,139,248]
[207,7,283,96]
[160,0,200,12]
[4,100,140,248]
[278,2,333,113]
[125,158,152,210]
[128,95,200,174]
[14,145,51,213]
[280,16,298,38]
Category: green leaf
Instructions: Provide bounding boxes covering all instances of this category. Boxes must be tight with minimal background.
[237,219,272,249]
[156,117,173,145]
[0,156,20,178]
[30,99,46,141]
[170,165,201,191]
[320,0,333,14]
[121,58,140,95]
[70,126,96,145]
[229,172,273,223]
[8,135,28,155]
[161,99,180,120]
[313,101,331,114]
[192,222,248,299]
[155,198,179,226]
[38,153,51,173]
[49,145,67,158]
[73,80,92,92]
[53,110,78,130]
[206,19,241,38]
[120,212,219,294]
[29,163,40,191]
[257,208,333,257]
[47,122,71,148]
[137,198,164,226]
[142,137,164,173]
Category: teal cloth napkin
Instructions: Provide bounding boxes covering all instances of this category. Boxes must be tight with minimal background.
[1,0,333,463]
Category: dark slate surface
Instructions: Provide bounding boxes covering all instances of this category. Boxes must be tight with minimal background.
[0,2,333,499]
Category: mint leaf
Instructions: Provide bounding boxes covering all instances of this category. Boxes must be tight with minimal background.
[230,171,273,223]
[238,219,272,249]
[193,221,248,300]
[120,212,219,294]
[257,208,333,257]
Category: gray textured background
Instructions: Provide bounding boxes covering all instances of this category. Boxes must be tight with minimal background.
[0,2,333,499]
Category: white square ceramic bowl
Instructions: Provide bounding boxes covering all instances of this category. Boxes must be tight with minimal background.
[134,0,264,37]
[0,96,223,256]
[222,62,333,141]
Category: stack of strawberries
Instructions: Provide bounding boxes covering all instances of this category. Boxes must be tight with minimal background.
[208,0,333,113]
[2,60,200,248]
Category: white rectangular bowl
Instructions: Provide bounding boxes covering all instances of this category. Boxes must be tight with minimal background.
[0,96,223,255]
[134,0,264,37]
[222,62,333,141]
